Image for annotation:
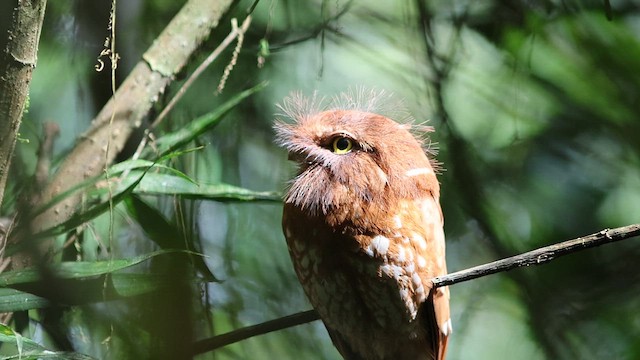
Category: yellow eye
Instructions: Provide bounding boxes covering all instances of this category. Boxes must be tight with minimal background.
[332,137,353,154]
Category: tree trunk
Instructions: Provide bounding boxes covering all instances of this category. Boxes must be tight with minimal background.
[0,0,48,209]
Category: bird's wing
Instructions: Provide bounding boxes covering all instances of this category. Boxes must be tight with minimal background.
[421,191,451,360]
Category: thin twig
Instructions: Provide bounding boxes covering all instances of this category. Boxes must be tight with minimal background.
[129,15,252,165]
[191,310,318,355]
[34,122,60,194]
[266,0,353,52]
[150,15,252,130]
[191,224,640,355]
[432,224,640,287]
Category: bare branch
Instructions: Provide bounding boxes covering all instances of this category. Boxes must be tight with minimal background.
[191,310,318,355]
[432,224,640,287]
[191,224,640,355]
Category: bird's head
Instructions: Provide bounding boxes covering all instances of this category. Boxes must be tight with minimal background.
[274,90,439,218]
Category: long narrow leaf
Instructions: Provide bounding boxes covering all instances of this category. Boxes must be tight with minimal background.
[0,324,97,359]
[0,324,94,360]
[122,171,281,201]
[147,82,268,157]
[31,145,202,219]
[124,195,218,281]
[16,164,150,249]
[0,354,96,360]
[0,273,193,312]
[30,159,174,218]
[0,289,49,312]
[0,250,175,287]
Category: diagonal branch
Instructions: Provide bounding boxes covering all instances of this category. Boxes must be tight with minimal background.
[431,224,640,287]
[191,223,640,355]
[191,310,318,355]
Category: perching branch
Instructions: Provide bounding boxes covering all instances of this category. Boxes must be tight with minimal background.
[191,223,640,355]
[431,224,640,286]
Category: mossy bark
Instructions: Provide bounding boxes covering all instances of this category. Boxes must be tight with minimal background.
[0,0,48,209]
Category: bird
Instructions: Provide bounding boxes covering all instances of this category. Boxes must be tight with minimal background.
[274,89,451,360]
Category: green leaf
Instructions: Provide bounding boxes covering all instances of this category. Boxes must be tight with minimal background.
[121,171,281,201]
[0,324,97,359]
[0,289,49,312]
[0,354,96,360]
[146,82,268,157]
[124,195,218,281]
[22,165,149,246]
[31,150,197,221]
[109,272,177,297]
[0,251,209,311]
[110,158,195,183]
[0,273,186,312]
[0,250,174,287]
[31,159,164,218]
[124,196,182,249]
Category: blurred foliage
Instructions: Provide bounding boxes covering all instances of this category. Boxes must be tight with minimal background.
[1,0,640,359]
